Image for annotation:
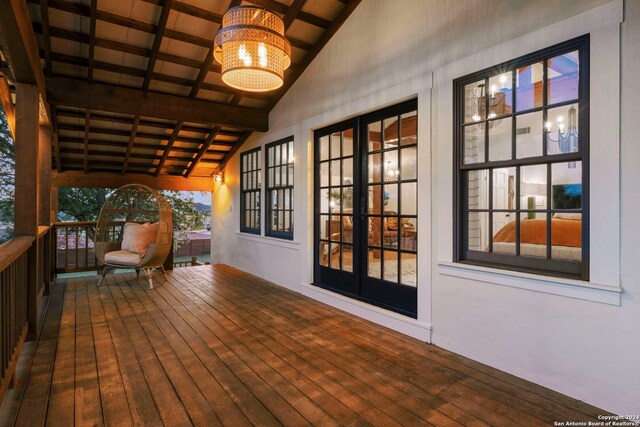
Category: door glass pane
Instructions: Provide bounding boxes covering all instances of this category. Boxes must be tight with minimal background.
[546,104,579,155]
[463,123,485,164]
[330,160,341,186]
[329,242,340,269]
[342,130,354,156]
[516,111,543,159]
[343,157,354,185]
[383,117,399,149]
[331,132,341,158]
[383,184,398,213]
[400,111,417,146]
[383,150,399,182]
[368,185,382,215]
[368,249,382,279]
[368,217,382,247]
[368,153,382,182]
[400,253,417,287]
[383,250,398,282]
[343,216,353,243]
[320,189,329,213]
[400,182,417,216]
[547,51,579,105]
[319,242,329,267]
[342,244,353,272]
[368,122,382,152]
[516,62,543,111]
[400,218,417,251]
[383,217,398,249]
[400,147,417,180]
[319,214,329,239]
[329,216,341,242]
[329,188,341,213]
[320,136,329,163]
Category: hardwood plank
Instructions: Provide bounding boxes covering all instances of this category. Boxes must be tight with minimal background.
[13,280,64,426]
[73,278,103,426]
[84,276,133,426]
[45,278,76,426]
[101,275,193,426]
[109,274,221,426]
[96,276,164,425]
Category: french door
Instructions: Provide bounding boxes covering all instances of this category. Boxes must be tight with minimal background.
[313,99,418,317]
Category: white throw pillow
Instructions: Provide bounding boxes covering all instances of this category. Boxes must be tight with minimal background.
[553,212,582,220]
[121,222,158,257]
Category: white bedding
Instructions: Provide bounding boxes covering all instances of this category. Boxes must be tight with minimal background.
[492,242,582,261]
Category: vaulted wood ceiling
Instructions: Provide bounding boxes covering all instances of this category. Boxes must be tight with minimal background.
[11,0,360,178]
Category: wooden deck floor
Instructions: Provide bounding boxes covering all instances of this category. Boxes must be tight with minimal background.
[1,264,607,426]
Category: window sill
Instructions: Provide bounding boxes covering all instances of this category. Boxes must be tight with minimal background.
[436,261,622,306]
[236,231,300,250]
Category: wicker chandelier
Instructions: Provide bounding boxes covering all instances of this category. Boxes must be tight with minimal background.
[214,6,291,92]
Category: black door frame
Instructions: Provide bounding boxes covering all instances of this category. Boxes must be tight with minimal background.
[313,99,418,318]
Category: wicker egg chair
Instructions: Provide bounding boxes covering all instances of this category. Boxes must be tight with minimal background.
[94,184,173,289]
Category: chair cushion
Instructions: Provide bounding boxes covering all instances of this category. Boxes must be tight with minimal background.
[121,222,158,257]
[105,250,142,266]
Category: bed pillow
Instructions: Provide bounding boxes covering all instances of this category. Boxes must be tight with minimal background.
[121,222,158,258]
[553,212,582,220]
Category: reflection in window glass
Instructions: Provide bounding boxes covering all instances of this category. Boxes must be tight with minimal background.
[488,117,512,162]
[464,123,485,164]
[516,62,543,111]
[547,51,579,105]
[516,111,543,159]
[546,104,579,155]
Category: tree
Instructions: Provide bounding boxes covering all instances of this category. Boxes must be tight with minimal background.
[0,106,15,242]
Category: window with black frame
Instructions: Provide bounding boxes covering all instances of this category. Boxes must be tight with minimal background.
[454,35,589,279]
[240,147,261,234]
[266,137,294,239]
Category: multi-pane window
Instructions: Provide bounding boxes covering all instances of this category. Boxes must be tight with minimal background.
[240,148,261,234]
[266,137,294,239]
[454,35,589,279]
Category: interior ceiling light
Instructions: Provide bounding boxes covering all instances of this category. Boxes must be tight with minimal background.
[214,6,291,92]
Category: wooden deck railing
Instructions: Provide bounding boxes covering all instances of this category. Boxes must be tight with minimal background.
[0,236,34,403]
[52,222,208,273]
[52,222,100,274]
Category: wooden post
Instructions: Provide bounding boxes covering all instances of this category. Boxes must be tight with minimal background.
[39,125,52,294]
[14,83,41,340]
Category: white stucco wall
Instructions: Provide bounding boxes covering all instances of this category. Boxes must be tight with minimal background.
[212,0,639,415]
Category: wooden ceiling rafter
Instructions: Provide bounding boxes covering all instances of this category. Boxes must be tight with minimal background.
[83,110,90,172]
[154,121,184,176]
[39,0,52,75]
[142,0,174,94]
[122,116,140,174]
[184,126,220,178]
[87,0,97,81]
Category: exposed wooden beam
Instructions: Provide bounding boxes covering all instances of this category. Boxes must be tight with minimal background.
[184,127,219,178]
[57,123,204,144]
[83,110,90,172]
[46,76,269,131]
[242,0,330,29]
[53,171,215,191]
[0,0,51,124]
[0,72,16,138]
[39,0,52,74]
[142,0,174,93]
[87,0,97,81]
[189,46,214,99]
[155,121,183,176]
[283,0,307,29]
[122,116,139,173]
[217,130,252,172]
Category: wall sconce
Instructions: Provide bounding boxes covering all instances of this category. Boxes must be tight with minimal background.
[213,172,224,183]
